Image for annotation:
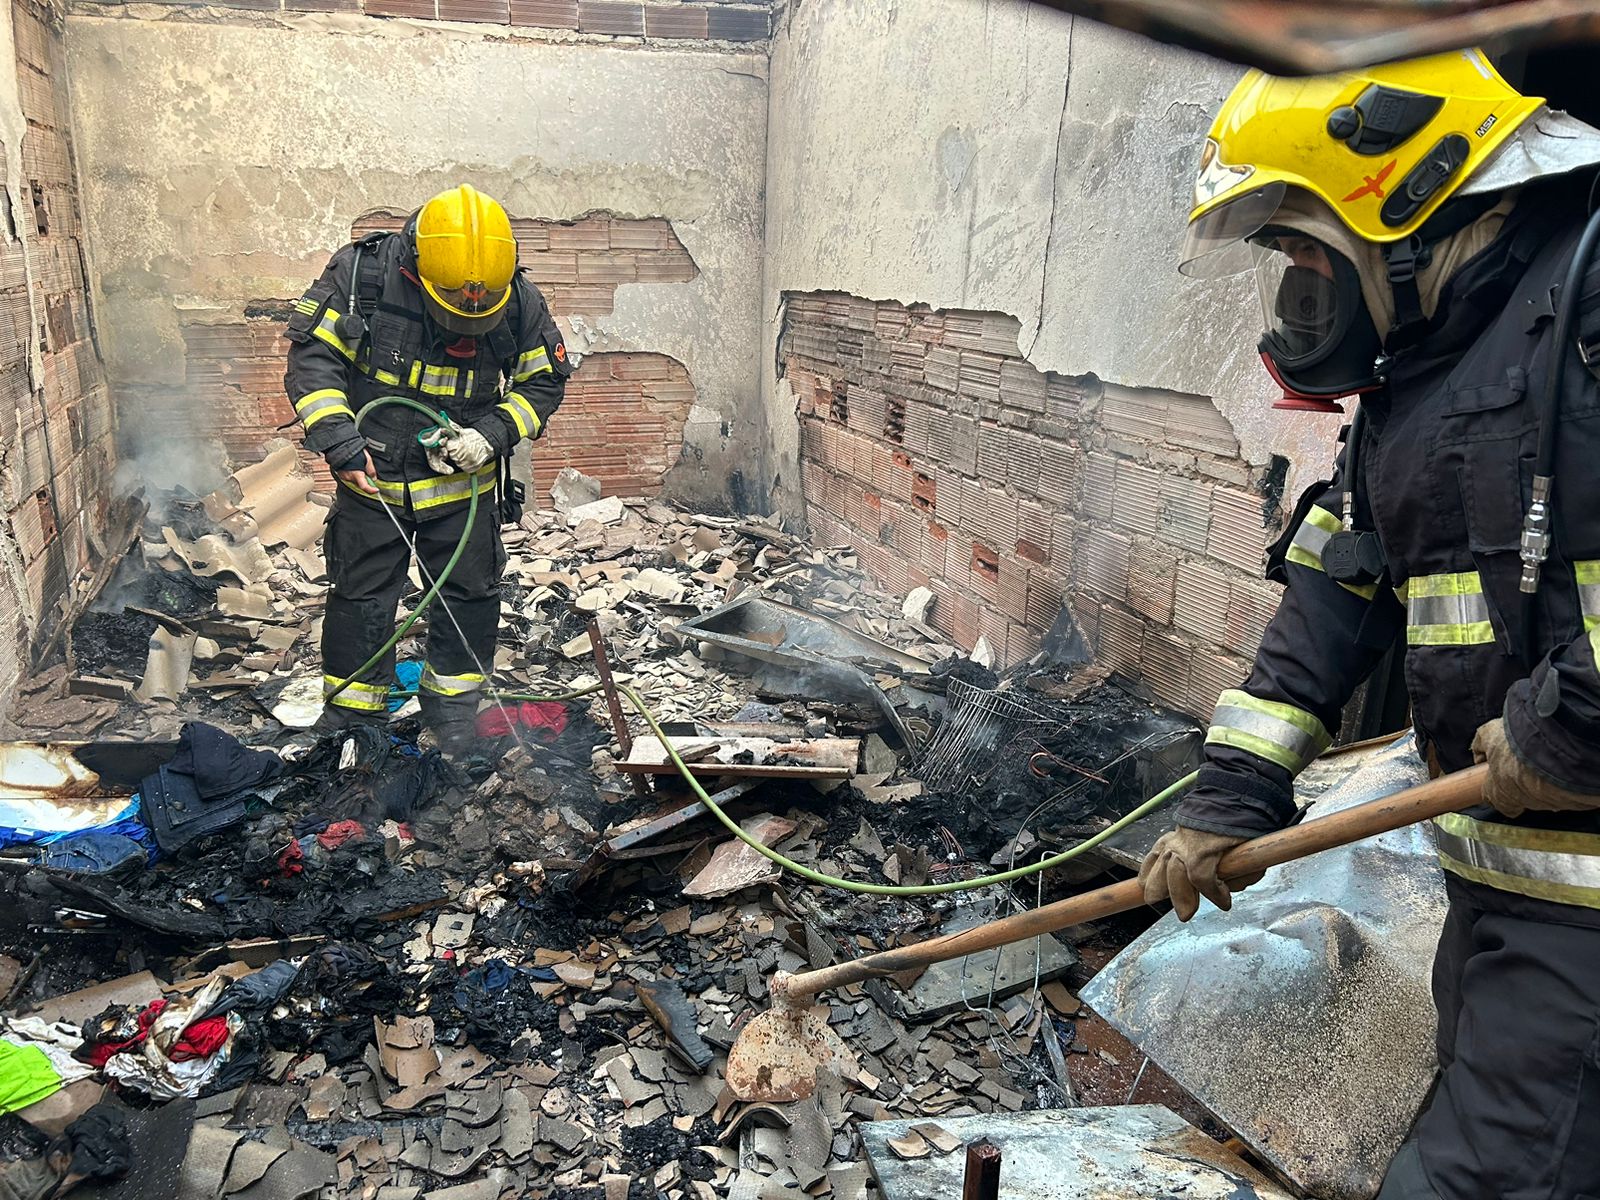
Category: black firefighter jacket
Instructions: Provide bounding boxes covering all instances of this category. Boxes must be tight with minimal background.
[283,229,571,519]
[1178,181,1600,921]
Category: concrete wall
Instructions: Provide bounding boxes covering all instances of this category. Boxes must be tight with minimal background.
[63,5,770,509]
[0,0,118,708]
[762,0,1343,515]
[763,0,1351,714]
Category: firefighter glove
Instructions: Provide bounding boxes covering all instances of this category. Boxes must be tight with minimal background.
[1138,827,1261,921]
[1471,717,1600,819]
[419,421,496,473]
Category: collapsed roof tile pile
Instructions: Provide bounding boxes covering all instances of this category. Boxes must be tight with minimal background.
[0,451,1203,1199]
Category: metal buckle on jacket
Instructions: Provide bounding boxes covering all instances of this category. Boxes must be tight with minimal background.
[1579,328,1600,380]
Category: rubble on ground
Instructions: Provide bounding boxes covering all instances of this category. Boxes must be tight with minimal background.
[0,453,1223,1199]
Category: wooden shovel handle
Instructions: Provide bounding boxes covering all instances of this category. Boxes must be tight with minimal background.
[779,764,1484,1002]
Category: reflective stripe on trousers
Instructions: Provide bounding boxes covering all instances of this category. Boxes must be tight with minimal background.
[1434,812,1600,908]
[1205,688,1332,775]
[324,674,388,712]
[420,665,486,697]
[1404,571,1495,646]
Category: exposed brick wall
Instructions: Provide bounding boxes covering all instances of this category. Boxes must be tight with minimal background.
[786,292,1285,721]
[0,0,118,702]
[531,352,694,496]
[162,213,700,496]
[74,0,775,41]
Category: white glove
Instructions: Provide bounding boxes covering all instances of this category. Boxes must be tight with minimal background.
[419,422,496,473]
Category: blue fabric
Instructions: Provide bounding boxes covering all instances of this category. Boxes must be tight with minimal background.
[36,832,147,875]
[480,960,514,992]
[389,661,424,711]
[0,796,143,851]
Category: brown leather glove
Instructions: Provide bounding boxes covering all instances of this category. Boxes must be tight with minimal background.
[1137,827,1262,922]
[1471,717,1600,819]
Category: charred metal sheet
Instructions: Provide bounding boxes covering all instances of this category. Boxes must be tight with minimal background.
[675,594,933,747]
[677,594,932,677]
[1081,734,1443,1200]
[861,1105,1293,1199]
[1030,0,1600,76]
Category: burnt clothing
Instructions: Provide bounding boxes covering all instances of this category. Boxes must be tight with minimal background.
[284,228,571,520]
[320,492,504,734]
[1375,881,1600,1200]
[1179,180,1600,920]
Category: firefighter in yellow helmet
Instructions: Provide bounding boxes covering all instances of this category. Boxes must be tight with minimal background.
[283,185,573,752]
[1138,51,1600,1197]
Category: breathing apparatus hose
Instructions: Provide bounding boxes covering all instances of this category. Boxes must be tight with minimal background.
[321,395,482,707]
[318,394,1196,895]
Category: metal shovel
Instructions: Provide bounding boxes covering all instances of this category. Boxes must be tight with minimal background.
[725,764,1485,1102]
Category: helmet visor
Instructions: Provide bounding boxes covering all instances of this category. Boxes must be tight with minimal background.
[1178,180,1287,279]
[421,278,511,335]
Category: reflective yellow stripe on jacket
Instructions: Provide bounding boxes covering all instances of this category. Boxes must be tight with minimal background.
[1206,689,1332,775]
[1405,571,1495,646]
[313,307,357,360]
[1435,812,1600,909]
[1577,561,1600,632]
[1283,504,1377,600]
[409,463,497,512]
[497,392,543,439]
[408,361,470,398]
[513,346,552,382]
[338,474,406,506]
[336,459,495,513]
[324,675,388,713]
[293,388,355,430]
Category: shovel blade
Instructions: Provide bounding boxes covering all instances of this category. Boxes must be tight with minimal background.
[726,1003,857,1103]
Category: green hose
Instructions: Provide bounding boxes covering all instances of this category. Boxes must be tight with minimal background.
[320,392,1194,893]
[322,395,482,706]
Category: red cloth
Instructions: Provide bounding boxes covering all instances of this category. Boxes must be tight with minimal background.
[84,999,167,1067]
[476,701,568,741]
[170,1015,230,1062]
[316,820,366,851]
[277,840,304,877]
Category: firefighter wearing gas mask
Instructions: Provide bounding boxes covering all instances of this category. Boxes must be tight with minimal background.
[1138,52,1600,1197]
[283,184,572,751]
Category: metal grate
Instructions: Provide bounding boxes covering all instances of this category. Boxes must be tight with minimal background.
[915,678,1057,792]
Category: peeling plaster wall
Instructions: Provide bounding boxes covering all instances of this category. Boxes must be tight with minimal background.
[63,10,768,509]
[0,0,32,708]
[762,0,1343,524]
[0,0,117,711]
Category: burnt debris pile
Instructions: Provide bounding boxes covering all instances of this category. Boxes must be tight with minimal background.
[0,457,1208,1199]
